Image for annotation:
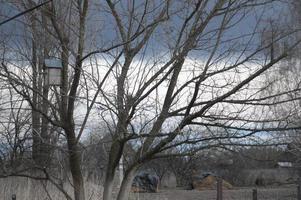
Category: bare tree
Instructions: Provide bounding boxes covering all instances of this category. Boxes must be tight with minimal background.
[1,1,301,200]
[1,0,90,199]
[92,1,301,200]
[259,0,301,170]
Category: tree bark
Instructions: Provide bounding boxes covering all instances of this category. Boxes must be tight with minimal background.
[66,127,85,200]
[103,171,115,200]
[59,35,85,200]
[30,15,41,163]
[103,140,125,200]
[116,166,138,200]
[31,38,41,163]
[40,12,51,166]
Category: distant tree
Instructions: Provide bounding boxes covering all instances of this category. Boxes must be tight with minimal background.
[259,0,301,169]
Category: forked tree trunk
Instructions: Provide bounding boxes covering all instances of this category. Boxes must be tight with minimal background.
[116,166,138,200]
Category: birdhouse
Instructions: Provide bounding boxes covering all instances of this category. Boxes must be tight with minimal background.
[44,58,62,86]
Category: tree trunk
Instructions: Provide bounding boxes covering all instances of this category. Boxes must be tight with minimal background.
[40,12,51,166]
[30,21,41,163]
[116,166,138,200]
[39,85,50,166]
[103,171,115,200]
[66,127,85,200]
[103,140,125,200]
[31,51,41,162]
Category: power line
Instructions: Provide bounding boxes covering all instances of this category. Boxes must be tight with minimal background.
[0,0,52,27]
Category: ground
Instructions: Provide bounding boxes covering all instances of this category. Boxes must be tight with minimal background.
[128,186,297,200]
[0,177,297,200]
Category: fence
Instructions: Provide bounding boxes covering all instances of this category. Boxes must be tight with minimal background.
[216,178,299,200]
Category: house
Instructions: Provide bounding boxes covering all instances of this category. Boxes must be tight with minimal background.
[277,162,293,168]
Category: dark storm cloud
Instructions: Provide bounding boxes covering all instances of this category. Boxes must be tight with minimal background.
[0,0,291,58]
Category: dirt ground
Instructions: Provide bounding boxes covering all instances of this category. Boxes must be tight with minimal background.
[128,186,297,200]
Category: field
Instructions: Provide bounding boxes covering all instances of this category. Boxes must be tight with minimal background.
[129,186,297,200]
[0,177,297,200]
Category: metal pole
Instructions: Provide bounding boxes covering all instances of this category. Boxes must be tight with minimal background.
[252,188,257,200]
[217,177,223,200]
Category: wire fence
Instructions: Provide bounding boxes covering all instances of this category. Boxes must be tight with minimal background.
[128,185,298,200]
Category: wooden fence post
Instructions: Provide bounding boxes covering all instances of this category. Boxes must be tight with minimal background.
[12,194,16,200]
[252,188,257,200]
[217,177,223,200]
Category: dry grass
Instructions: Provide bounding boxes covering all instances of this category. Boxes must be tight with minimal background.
[0,177,103,200]
[0,178,297,200]
[129,186,297,200]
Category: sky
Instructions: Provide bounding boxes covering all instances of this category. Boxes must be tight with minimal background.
[0,0,298,143]
[0,0,292,55]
